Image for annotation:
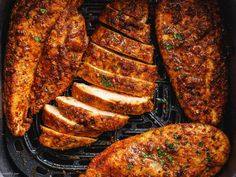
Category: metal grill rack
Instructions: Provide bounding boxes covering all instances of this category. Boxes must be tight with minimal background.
[4,1,187,176]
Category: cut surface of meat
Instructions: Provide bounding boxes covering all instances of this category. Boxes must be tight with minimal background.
[56,96,129,131]
[78,63,157,97]
[39,126,96,151]
[72,83,154,115]
[80,123,230,177]
[43,104,101,138]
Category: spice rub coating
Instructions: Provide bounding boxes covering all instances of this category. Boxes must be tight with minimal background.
[4,0,81,136]
[91,26,154,64]
[81,123,230,177]
[156,0,227,125]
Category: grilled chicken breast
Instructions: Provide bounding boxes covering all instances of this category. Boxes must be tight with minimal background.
[56,96,129,131]
[78,63,156,97]
[155,0,227,125]
[43,105,101,138]
[99,5,151,44]
[30,9,88,114]
[81,123,230,177]
[83,43,158,82]
[4,0,83,136]
[91,26,154,64]
[39,126,96,151]
[110,0,149,23]
[72,83,154,115]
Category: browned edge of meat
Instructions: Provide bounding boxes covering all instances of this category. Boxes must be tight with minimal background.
[42,104,101,138]
[30,8,89,114]
[39,126,96,151]
[78,62,157,97]
[110,0,149,23]
[80,123,230,177]
[99,5,151,44]
[72,83,154,115]
[56,96,129,132]
[91,26,154,64]
[4,0,83,136]
[155,0,227,125]
[83,42,158,82]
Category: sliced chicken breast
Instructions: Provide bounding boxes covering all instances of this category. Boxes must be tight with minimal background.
[78,63,156,97]
[43,105,101,138]
[83,43,158,82]
[91,26,154,64]
[39,126,96,151]
[56,96,129,131]
[72,83,154,115]
[99,5,151,43]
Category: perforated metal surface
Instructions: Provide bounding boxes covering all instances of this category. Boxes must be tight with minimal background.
[4,1,188,176]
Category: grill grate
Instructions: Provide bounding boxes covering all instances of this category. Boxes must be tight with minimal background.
[5,0,187,176]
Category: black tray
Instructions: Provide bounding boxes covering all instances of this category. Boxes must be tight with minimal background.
[0,0,236,177]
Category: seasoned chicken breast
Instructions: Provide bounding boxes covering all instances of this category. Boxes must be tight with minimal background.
[72,83,154,115]
[83,43,158,82]
[110,0,149,23]
[78,63,156,97]
[30,8,88,114]
[91,26,154,64]
[81,123,230,177]
[39,126,96,151]
[99,5,151,43]
[4,0,83,136]
[43,105,101,138]
[56,96,129,131]
[155,0,227,125]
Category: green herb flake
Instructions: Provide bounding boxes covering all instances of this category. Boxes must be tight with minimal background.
[206,151,212,163]
[196,150,201,155]
[157,148,164,158]
[143,152,153,159]
[100,75,112,88]
[198,141,203,147]
[118,10,123,16]
[166,155,173,164]
[173,133,182,140]
[174,33,183,40]
[167,143,174,150]
[127,163,134,170]
[160,159,165,167]
[113,35,119,42]
[164,44,175,50]
[34,36,43,43]
[40,8,47,14]
[160,130,164,135]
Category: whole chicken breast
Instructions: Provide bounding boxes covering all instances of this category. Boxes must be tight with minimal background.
[81,123,230,177]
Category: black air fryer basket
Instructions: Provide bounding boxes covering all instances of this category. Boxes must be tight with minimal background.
[0,0,236,177]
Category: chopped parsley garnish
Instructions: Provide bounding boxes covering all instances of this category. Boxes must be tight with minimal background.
[160,130,164,135]
[198,141,203,147]
[113,35,119,42]
[164,44,175,50]
[206,151,212,163]
[174,33,183,40]
[34,36,43,42]
[167,143,174,150]
[143,152,153,159]
[174,66,180,71]
[118,10,123,16]
[40,8,47,14]
[157,148,164,158]
[160,159,165,166]
[127,163,134,170]
[174,133,182,140]
[196,150,201,155]
[100,75,112,87]
[166,155,173,164]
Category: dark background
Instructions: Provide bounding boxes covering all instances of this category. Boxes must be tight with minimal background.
[0,0,236,176]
